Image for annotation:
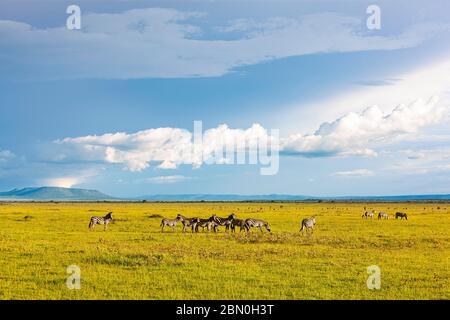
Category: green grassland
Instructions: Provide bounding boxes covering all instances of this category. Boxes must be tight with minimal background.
[0,202,448,299]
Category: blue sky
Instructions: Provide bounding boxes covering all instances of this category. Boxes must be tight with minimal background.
[1,0,450,197]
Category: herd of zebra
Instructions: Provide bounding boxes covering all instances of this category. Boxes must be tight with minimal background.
[88,211,316,233]
[160,213,317,233]
[361,209,408,220]
[87,208,407,232]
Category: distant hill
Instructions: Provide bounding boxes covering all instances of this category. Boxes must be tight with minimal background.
[1,187,449,201]
[135,194,312,201]
[328,194,450,201]
[134,193,450,201]
[0,187,115,201]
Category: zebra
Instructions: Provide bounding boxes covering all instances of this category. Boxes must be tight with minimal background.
[89,212,113,231]
[362,211,375,219]
[300,217,316,234]
[395,212,408,220]
[203,220,220,233]
[176,214,199,233]
[230,218,249,233]
[245,218,271,233]
[194,216,217,232]
[212,213,236,232]
[160,216,180,232]
[378,212,389,220]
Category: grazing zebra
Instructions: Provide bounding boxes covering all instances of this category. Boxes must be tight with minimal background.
[230,218,249,233]
[378,212,389,220]
[176,214,199,233]
[245,218,271,233]
[362,211,375,219]
[194,216,217,232]
[160,216,180,232]
[212,213,236,232]
[395,212,408,220]
[203,220,220,233]
[88,212,113,231]
[300,217,316,233]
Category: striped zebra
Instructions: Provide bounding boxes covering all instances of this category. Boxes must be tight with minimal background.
[378,212,389,220]
[88,212,113,231]
[204,220,220,233]
[230,218,249,233]
[395,212,408,220]
[160,216,180,232]
[212,213,236,232]
[245,218,271,233]
[176,214,199,233]
[362,211,375,219]
[300,217,316,233]
[194,216,217,232]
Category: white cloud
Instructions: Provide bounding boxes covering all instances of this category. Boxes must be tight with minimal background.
[331,169,375,177]
[40,177,83,188]
[56,123,274,171]
[158,160,178,170]
[53,96,449,171]
[282,96,447,157]
[145,175,190,184]
[56,127,193,172]
[1,9,448,80]
[39,170,98,188]
[277,56,450,134]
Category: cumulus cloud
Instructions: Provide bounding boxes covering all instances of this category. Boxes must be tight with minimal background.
[56,127,193,171]
[53,97,449,171]
[282,96,447,157]
[331,169,375,177]
[56,123,276,172]
[1,8,448,80]
[277,56,450,134]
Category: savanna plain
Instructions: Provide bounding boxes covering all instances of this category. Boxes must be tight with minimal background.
[0,202,448,299]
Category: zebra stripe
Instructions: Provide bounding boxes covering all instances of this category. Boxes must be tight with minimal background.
[362,211,375,219]
[395,212,408,220]
[160,217,180,232]
[177,214,199,233]
[378,212,389,220]
[212,214,236,232]
[300,217,316,233]
[230,218,249,233]
[89,212,113,231]
[245,218,271,233]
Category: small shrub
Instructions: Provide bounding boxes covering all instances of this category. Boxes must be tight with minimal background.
[147,213,163,218]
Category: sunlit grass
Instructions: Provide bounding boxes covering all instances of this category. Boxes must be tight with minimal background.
[0,202,448,299]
